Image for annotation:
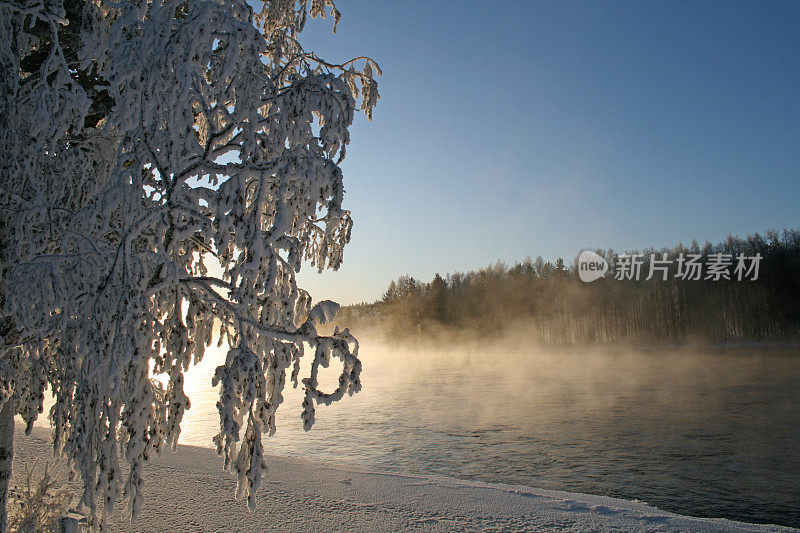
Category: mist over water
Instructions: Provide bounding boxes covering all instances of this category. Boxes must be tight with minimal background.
[173,338,800,527]
[36,338,800,527]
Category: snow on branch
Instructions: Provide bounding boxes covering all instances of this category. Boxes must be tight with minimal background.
[0,0,378,528]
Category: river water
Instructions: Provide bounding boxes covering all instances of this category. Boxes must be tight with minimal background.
[38,340,800,527]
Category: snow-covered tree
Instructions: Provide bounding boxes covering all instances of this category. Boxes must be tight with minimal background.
[0,0,378,529]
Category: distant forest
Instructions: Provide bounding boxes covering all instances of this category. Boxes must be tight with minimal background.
[335,229,800,344]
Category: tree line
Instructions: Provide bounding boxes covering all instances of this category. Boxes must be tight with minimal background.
[336,229,800,344]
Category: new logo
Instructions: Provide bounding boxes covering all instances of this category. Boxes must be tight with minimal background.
[578,250,608,282]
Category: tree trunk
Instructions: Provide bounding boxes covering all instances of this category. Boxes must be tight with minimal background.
[0,399,13,533]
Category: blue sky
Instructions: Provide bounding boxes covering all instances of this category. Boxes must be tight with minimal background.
[294,0,800,304]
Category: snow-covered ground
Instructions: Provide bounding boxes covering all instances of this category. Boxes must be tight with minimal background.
[13,427,794,532]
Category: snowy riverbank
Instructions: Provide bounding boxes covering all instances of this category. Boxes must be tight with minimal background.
[14,427,795,532]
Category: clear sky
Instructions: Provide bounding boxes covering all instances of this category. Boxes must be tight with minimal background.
[294,0,800,305]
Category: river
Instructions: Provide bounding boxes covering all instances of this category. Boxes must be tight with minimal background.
[36,340,800,527]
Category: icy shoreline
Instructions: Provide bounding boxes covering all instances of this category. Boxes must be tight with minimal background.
[14,427,795,532]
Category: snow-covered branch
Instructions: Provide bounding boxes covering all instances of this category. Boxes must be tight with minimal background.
[0,0,378,527]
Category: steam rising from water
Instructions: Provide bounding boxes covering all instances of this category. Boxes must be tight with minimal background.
[34,334,800,527]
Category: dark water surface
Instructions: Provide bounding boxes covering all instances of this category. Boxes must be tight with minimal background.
[44,341,800,527]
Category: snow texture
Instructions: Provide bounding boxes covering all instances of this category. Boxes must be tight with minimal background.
[14,427,795,533]
[0,0,378,528]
